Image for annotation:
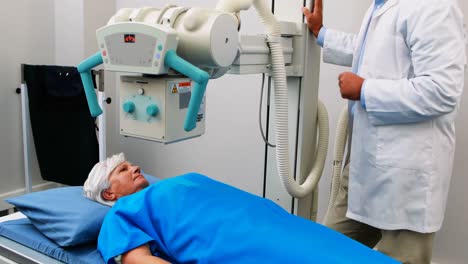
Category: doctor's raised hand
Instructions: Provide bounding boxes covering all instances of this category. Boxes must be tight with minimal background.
[304,1,365,101]
[302,0,323,38]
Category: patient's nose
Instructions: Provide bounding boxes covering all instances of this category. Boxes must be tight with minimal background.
[131,165,140,174]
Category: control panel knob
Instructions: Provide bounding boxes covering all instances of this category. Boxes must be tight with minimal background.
[146,104,159,117]
[123,101,136,113]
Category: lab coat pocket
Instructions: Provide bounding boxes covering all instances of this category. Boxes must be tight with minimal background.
[376,121,433,171]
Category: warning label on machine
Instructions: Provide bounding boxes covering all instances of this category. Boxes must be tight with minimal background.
[178,81,191,94]
[171,84,178,94]
[169,81,192,94]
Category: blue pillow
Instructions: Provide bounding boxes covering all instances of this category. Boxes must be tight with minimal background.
[6,186,109,247]
[5,173,159,247]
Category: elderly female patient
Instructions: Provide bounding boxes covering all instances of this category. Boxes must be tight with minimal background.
[84,153,399,264]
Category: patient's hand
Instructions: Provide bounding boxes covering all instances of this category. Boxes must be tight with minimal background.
[122,244,171,264]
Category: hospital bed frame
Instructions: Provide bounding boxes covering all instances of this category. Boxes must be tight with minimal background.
[0,236,63,264]
[0,213,63,264]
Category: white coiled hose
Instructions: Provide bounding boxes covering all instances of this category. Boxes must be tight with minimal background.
[217,0,329,198]
[325,105,348,216]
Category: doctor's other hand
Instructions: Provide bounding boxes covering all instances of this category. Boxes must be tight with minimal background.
[302,0,323,38]
[338,72,365,101]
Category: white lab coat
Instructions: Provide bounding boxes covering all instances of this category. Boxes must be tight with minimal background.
[322,0,466,233]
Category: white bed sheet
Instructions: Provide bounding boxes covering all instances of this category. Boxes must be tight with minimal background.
[0,213,26,223]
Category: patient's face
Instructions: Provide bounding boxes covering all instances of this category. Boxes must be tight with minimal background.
[105,161,149,200]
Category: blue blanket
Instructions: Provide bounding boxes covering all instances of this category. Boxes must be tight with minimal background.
[99,173,399,264]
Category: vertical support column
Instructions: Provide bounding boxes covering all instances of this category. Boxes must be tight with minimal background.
[96,70,106,162]
[21,82,32,194]
[98,91,106,162]
[294,26,321,220]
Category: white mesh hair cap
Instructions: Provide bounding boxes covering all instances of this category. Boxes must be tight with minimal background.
[83,153,125,206]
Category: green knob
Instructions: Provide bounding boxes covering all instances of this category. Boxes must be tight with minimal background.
[123,101,135,113]
[146,104,159,117]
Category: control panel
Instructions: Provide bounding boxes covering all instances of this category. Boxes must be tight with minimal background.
[97,22,178,75]
[120,75,206,144]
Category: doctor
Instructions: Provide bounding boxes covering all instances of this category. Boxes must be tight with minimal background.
[303,0,465,263]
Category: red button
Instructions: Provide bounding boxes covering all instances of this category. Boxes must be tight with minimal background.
[102,50,107,56]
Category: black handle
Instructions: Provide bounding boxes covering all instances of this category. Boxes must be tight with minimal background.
[15,88,21,94]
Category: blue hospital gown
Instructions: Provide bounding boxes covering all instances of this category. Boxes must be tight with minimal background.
[98,173,399,264]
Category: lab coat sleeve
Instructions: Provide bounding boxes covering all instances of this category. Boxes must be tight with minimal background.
[322,28,358,67]
[363,1,466,126]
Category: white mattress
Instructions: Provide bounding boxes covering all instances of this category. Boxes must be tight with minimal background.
[0,213,26,223]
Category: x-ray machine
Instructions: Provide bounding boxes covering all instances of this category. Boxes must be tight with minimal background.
[78,0,328,220]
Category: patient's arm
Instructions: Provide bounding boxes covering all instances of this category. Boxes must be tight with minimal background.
[122,244,171,264]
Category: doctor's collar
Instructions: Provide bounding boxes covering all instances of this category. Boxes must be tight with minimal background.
[375,0,386,7]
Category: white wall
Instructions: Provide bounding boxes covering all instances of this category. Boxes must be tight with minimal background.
[0,0,55,205]
[54,0,115,66]
[54,0,84,66]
